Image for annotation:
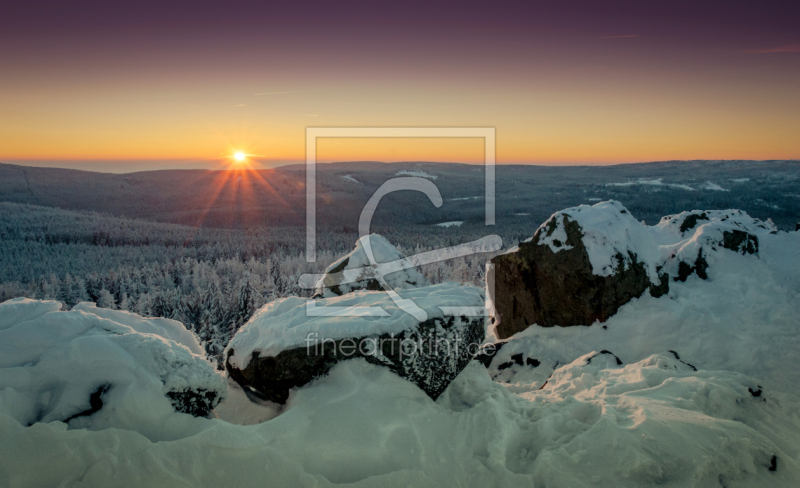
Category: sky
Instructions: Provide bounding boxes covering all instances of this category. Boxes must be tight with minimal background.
[1,0,799,172]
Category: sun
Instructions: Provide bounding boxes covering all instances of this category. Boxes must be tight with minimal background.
[234,152,246,161]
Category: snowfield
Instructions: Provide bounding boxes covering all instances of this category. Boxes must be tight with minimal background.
[1,224,800,486]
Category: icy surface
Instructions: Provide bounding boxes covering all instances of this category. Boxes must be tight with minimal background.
[0,299,225,440]
[226,282,484,368]
[315,234,430,298]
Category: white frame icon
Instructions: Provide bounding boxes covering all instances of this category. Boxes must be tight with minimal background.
[305,127,496,263]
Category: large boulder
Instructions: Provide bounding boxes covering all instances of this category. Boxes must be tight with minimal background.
[654,209,775,281]
[489,202,778,339]
[226,283,485,403]
[314,234,430,298]
[0,299,226,435]
[489,201,668,339]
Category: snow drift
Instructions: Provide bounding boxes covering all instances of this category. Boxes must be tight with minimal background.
[0,299,225,441]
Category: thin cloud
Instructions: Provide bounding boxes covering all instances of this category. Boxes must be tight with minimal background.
[590,34,640,40]
[744,43,800,53]
[253,90,306,96]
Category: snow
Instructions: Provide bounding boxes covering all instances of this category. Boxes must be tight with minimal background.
[700,181,729,191]
[450,196,481,201]
[529,202,777,286]
[606,178,695,191]
[226,283,485,368]
[534,201,662,283]
[0,299,225,442]
[340,174,359,183]
[435,221,463,227]
[2,214,800,486]
[315,234,430,298]
[395,169,437,180]
[731,178,751,183]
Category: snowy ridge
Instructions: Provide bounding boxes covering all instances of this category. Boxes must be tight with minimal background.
[226,282,484,368]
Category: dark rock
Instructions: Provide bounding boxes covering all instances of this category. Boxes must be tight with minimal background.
[526,358,540,367]
[473,341,505,368]
[722,230,758,254]
[748,387,762,398]
[586,350,623,366]
[166,388,222,418]
[769,455,777,472]
[668,350,697,371]
[490,215,668,339]
[796,223,799,232]
[510,353,524,366]
[679,212,709,233]
[227,314,484,403]
[675,250,709,282]
[497,361,514,371]
[62,384,110,424]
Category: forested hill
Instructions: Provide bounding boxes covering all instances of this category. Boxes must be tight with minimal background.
[1,160,798,230]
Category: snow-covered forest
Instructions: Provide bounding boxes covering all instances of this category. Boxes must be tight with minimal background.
[0,202,493,364]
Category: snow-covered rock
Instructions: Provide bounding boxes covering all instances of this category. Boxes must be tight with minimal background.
[226,283,485,402]
[653,209,776,281]
[490,201,669,338]
[0,299,225,438]
[490,202,778,337]
[314,234,430,298]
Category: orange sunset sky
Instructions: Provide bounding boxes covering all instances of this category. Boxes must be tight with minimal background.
[1,1,798,172]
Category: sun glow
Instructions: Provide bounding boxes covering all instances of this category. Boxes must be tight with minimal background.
[234,152,246,161]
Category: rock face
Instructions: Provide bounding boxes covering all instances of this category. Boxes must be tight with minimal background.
[226,284,485,403]
[314,234,430,298]
[489,203,777,339]
[490,207,668,339]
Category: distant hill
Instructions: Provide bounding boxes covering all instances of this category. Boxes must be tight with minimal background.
[1,160,798,230]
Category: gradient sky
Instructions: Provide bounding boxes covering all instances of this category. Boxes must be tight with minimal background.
[1,0,799,172]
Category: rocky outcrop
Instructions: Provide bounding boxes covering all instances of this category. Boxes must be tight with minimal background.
[490,210,668,339]
[489,203,777,339]
[658,210,771,282]
[314,234,429,298]
[226,284,485,403]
